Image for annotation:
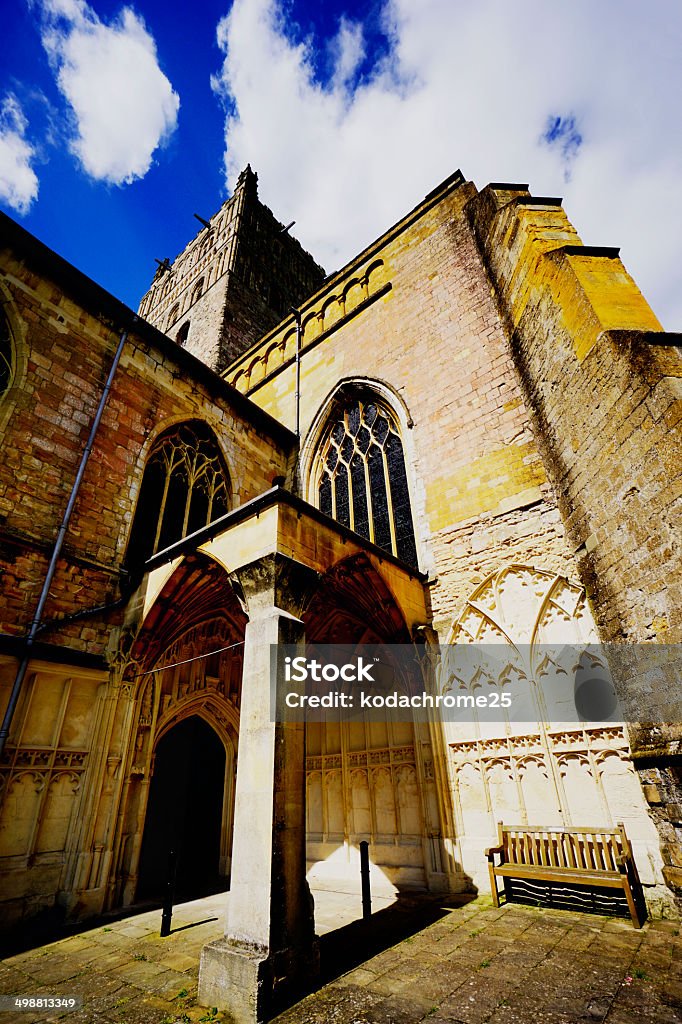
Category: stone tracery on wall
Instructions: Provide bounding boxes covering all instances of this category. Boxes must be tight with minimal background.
[442,564,664,890]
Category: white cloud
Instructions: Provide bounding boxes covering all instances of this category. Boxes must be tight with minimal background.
[328,17,365,92]
[213,0,682,328]
[0,94,39,215]
[37,0,179,185]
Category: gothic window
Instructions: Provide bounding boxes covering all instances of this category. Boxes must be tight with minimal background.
[191,278,204,305]
[0,309,13,399]
[167,304,179,331]
[315,395,418,569]
[126,421,230,568]
[176,322,190,347]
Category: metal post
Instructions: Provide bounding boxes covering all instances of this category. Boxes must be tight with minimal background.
[360,840,371,920]
[160,848,178,937]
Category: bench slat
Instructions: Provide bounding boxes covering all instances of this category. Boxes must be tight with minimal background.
[564,833,576,869]
[493,864,625,887]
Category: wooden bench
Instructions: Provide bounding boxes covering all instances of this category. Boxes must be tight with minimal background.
[486,822,645,927]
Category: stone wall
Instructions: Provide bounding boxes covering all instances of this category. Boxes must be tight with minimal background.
[0,223,292,927]
[0,242,291,656]
[224,175,577,636]
[466,183,682,907]
[221,172,676,907]
[139,167,325,373]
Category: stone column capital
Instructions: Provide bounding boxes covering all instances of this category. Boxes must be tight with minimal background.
[229,552,319,621]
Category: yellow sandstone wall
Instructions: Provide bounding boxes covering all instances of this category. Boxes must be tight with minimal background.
[224,176,578,634]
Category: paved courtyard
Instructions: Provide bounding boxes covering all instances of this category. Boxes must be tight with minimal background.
[0,890,680,1024]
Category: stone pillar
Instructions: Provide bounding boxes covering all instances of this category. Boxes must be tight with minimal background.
[198,555,318,1022]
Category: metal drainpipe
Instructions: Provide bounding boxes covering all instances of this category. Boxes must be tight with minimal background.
[0,325,130,758]
[290,307,303,490]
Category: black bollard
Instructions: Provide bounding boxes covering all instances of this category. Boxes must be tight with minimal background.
[360,840,371,920]
[160,848,178,937]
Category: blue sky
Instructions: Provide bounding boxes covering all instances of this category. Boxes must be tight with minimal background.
[1,0,681,326]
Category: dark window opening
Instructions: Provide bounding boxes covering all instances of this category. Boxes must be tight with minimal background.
[191,278,204,305]
[126,421,230,569]
[315,394,418,569]
[176,321,190,347]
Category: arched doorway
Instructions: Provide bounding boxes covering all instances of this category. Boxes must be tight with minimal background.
[137,716,227,902]
[303,553,445,898]
[111,553,246,910]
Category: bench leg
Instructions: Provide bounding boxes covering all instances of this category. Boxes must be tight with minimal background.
[622,876,642,928]
[488,863,500,908]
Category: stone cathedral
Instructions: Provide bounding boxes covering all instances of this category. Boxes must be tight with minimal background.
[0,165,680,1020]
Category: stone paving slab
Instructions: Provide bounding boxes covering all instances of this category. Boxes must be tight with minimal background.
[0,894,680,1024]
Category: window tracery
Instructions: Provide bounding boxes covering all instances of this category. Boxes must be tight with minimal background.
[126,421,230,568]
[0,309,13,400]
[167,304,179,331]
[315,395,418,569]
[191,278,204,305]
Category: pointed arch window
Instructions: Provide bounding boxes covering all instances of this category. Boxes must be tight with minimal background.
[191,277,204,304]
[126,421,230,568]
[0,309,14,400]
[166,304,179,331]
[314,395,418,569]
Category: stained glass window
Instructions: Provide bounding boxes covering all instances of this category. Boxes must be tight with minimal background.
[315,397,418,569]
[127,421,230,568]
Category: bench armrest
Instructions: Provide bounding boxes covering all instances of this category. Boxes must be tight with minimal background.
[485,844,504,861]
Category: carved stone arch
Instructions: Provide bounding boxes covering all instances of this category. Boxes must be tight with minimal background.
[191,276,205,305]
[117,552,245,907]
[10,768,46,793]
[303,551,413,645]
[263,340,281,374]
[154,694,239,756]
[364,258,387,291]
[124,419,233,569]
[130,413,236,501]
[556,750,591,770]
[249,356,266,386]
[301,310,321,343]
[166,303,180,331]
[320,294,342,330]
[301,376,415,489]
[301,378,422,570]
[0,280,30,437]
[593,746,631,770]
[449,564,572,643]
[516,753,548,773]
[342,277,363,308]
[131,553,246,663]
[281,327,297,363]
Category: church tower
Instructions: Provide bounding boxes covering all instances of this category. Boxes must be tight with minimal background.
[138,166,325,372]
